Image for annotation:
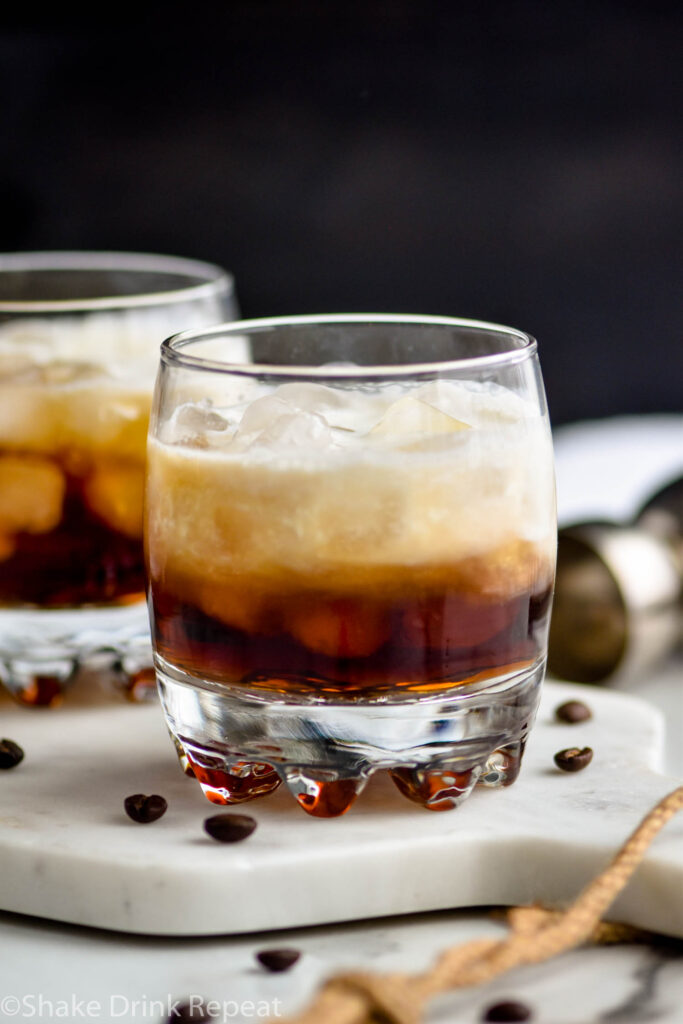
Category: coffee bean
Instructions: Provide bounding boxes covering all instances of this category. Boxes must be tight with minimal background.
[555,700,592,724]
[483,999,533,1022]
[124,793,168,823]
[204,812,257,843]
[554,746,594,772]
[167,1001,210,1022]
[256,947,301,972]
[0,738,24,770]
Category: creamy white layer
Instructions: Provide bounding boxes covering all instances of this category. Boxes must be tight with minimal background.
[148,379,556,590]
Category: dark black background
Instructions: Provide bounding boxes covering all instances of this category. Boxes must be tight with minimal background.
[1,1,681,424]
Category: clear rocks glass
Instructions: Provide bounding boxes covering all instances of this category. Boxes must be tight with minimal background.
[146,315,556,816]
[0,251,237,704]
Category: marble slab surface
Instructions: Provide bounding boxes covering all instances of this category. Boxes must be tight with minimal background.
[1,679,681,938]
[1,902,682,1024]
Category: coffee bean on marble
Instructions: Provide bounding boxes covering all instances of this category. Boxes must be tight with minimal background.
[166,1000,210,1022]
[204,813,257,843]
[555,700,592,724]
[0,738,24,770]
[256,947,301,972]
[554,747,594,772]
[124,793,168,823]
[482,998,533,1021]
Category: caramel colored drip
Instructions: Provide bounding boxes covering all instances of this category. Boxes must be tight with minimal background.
[185,757,281,805]
[9,674,65,707]
[295,778,363,818]
[390,766,479,812]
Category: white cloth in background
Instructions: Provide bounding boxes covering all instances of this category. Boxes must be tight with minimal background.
[553,414,683,526]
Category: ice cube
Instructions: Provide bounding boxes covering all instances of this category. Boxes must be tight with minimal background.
[196,583,276,635]
[286,597,391,658]
[237,395,294,436]
[230,393,334,452]
[83,462,145,538]
[369,396,469,440]
[275,382,382,433]
[64,388,151,459]
[0,455,65,534]
[167,400,231,447]
[415,379,527,426]
[171,400,230,434]
[275,382,347,411]
[0,388,56,450]
[252,409,333,451]
[0,380,151,459]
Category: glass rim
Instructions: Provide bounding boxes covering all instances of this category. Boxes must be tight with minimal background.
[0,251,234,313]
[161,313,537,378]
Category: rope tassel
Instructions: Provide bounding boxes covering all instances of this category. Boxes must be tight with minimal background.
[272,785,683,1024]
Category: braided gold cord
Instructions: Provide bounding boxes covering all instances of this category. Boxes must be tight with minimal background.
[271,785,683,1024]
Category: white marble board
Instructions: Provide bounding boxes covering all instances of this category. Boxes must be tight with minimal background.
[1,680,682,938]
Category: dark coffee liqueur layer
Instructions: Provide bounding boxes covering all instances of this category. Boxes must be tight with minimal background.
[0,451,145,607]
[152,580,552,696]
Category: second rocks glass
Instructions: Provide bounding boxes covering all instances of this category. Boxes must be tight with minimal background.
[0,252,237,704]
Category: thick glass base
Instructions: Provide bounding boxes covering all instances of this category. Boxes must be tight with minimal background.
[0,604,152,706]
[157,657,545,817]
